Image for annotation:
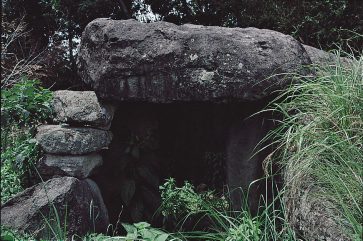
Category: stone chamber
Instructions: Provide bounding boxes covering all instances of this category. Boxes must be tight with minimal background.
[2,18,341,238]
[93,98,277,225]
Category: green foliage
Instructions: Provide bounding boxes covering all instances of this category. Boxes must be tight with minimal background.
[1,77,53,127]
[158,179,290,240]
[159,178,228,219]
[225,215,262,241]
[121,222,170,241]
[158,179,292,241]
[83,222,172,241]
[0,226,34,241]
[1,133,38,204]
[0,162,22,204]
[160,178,203,217]
[1,78,53,204]
[264,50,363,239]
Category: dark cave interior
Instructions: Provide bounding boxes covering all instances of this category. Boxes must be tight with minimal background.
[92,99,273,226]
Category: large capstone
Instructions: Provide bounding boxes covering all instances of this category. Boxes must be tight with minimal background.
[77,18,312,102]
[36,125,112,155]
[0,177,109,239]
[52,90,115,129]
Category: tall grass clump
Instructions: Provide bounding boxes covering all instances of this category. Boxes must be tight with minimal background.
[265,51,362,240]
[158,178,297,241]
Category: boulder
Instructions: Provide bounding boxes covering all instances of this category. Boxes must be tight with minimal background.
[77,18,312,103]
[303,45,336,66]
[36,125,112,155]
[0,177,109,239]
[37,153,103,179]
[288,184,351,241]
[303,44,351,67]
[52,90,115,129]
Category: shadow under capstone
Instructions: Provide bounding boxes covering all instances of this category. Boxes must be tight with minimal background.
[92,96,279,227]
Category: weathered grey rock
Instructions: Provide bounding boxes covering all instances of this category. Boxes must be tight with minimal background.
[303,44,351,67]
[226,111,275,214]
[36,125,112,155]
[288,184,351,241]
[77,18,312,102]
[303,45,337,66]
[37,153,103,179]
[1,177,109,239]
[52,90,115,129]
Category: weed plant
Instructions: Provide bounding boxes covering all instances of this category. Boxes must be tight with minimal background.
[164,180,297,241]
[1,78,53,203]
[263,50,363,240]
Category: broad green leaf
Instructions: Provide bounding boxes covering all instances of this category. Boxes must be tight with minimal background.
[155,233,169,241]
[121,223,137,236]
[134,222,151,229]
[139,229,155,240]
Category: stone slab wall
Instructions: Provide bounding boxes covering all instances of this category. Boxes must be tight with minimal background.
[36,90,114,179]
[1,90,115,238]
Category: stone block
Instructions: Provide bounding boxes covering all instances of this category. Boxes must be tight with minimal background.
[36,125,112,155]
[52,90,115,129]
[37,153,103,179]
[1,177,109,239]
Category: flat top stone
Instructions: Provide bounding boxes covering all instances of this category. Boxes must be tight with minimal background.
[77,19,312,103]
[52,90,115,129]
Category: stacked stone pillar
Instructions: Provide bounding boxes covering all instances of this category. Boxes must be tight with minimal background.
[33,90,116,236]
[1,90,116,238]
[36,90,114,179]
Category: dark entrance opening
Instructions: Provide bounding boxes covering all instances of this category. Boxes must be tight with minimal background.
[92,99,275,227]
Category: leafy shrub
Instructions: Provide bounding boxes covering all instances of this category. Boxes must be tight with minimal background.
[0,161,23,204]
[121,222,170,241]
[1,134,38,204]
[83,222,172,241]
[160,177,296,241]
[225,215,262,241]
[159,178,228,219]
[1,77,53,204]
[0,226,34,241]
[1,77,53,127]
